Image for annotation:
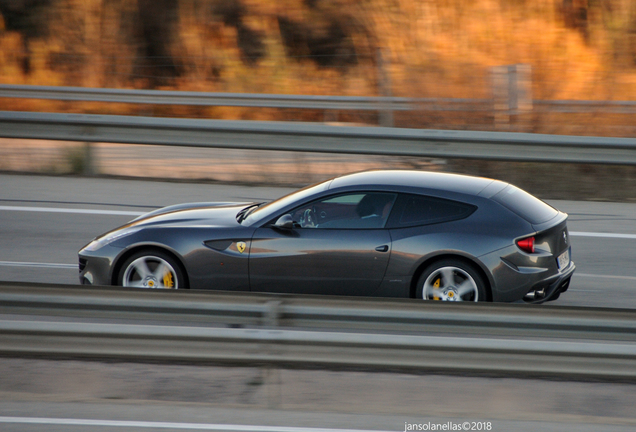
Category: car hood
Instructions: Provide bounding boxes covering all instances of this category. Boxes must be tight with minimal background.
[129,202,253,228]
[80,202,256,252]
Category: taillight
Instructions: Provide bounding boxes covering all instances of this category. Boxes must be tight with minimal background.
[517,236,535,253]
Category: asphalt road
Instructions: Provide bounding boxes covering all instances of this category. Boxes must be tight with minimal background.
[1,173,635,308]
[1,400,635,432]
[1,358,635,432]
[2,173,636,431]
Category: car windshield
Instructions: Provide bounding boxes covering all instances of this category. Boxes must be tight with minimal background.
[240,179,332,226]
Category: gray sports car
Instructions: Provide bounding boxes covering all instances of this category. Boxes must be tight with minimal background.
[79,170,575,303]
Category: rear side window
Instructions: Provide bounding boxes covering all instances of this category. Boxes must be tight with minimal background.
[389,194,476,228]
[492,185,558,224]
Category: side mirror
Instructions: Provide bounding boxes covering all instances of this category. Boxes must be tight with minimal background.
[274,214,297,230]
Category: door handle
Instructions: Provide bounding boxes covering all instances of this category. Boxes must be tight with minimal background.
[375,245,389,252]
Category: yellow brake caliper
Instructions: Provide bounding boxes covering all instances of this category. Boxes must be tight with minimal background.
[433,277,440,300]
[163,271,174,288]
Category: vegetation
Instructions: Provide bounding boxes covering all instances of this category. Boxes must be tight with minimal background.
[1,0,635,133]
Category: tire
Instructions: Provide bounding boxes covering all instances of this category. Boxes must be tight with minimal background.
[416,259,486,302]
[118,249,187,289]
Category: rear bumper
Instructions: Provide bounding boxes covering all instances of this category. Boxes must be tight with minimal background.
[522,261,575,304]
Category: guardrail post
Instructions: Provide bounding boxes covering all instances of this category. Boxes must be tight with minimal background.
[377,48,394,127]
[323,109,339,124]
[263,300,282,408]
[513,64,532,132]
[264,300,281,328]
[492,64,532,131]
[83,142,96,176]
[492,65,510,129]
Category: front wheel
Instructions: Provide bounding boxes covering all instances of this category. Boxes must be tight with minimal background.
[118,250,186,289]
[416,260,486,302]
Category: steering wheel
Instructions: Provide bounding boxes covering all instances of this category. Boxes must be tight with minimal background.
[301,208,317,228]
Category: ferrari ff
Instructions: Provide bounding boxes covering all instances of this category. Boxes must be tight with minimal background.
[78,170,575,303]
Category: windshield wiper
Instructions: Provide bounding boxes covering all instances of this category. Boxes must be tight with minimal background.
[236,202,263,223]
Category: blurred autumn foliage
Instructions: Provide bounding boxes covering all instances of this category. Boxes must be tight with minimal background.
[1,0,636,131]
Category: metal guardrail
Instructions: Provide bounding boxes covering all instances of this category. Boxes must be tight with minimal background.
[534,100,636,114]
[1,283,635,380]
[0,84,490,112]
[3,84,636,113]
[1,110,636,164]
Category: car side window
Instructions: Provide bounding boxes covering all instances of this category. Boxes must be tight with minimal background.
[288,192,397,229]
[388,194,476,228]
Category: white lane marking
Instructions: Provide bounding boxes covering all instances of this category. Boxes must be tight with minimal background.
[567,289,604,292]
[570,231,636,239]
[0,205,144,216]
[0,417,391,432]
[0,261,76,269]
[575,273,636,281]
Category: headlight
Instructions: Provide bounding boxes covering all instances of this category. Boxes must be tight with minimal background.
[83,228,141,252]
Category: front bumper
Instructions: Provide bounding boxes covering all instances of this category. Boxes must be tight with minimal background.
[78,246,121,286]
[522,260,575,304]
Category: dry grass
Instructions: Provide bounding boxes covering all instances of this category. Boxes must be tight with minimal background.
[0,0,635,134]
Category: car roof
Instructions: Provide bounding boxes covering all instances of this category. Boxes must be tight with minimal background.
[328,170,504,196]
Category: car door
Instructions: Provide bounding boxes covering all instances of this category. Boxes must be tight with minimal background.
[249,192,396,296]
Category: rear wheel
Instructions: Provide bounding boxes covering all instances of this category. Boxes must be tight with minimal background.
[118,250,186,289]
[416,259,485,302]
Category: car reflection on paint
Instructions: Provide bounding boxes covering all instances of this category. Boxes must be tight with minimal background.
[78,170,575,303]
